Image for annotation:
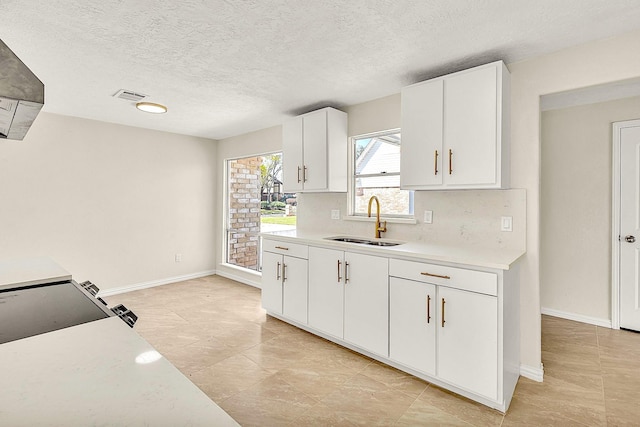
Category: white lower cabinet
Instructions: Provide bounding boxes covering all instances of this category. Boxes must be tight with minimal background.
[262,237,520,412]
[308,247,344,338]
[343,251,389,357]
[308,248,389,357]
[261,242,309,324]
[437,286,498,400]
[389,277,436,375]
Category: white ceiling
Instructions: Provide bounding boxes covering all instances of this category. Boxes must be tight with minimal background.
[2,0,640,140]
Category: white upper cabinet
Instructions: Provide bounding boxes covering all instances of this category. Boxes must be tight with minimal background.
[282,107,348,192]
[401,61,510,190]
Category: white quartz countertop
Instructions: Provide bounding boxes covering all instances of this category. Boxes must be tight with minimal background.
[0,317,239,426]
[261,230,525,270]
[0,256,71,290]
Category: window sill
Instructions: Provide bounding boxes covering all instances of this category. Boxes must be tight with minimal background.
[344,215,417,225]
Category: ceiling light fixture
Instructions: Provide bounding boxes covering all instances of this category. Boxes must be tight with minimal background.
[135,102,167,114]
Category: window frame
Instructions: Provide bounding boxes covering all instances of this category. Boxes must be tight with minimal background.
[347,129,415,221]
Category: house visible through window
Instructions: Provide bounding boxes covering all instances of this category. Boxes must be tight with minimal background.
[225,153,296,272]
[351,130,414,217]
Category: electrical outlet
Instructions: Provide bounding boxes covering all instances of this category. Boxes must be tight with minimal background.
[331,209,340,220]
[175,253,182,263]
[501,216,513,232]
[424,210,433,224]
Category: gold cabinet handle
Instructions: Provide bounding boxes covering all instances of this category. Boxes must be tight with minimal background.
[421,272,450,280]
[303,165,308,182]
[282,263,287,282]
[448,149,453,175]
[434,150,439,175]
[426,294,431,323]
[297,166,301,183]
[441,298,446,327]
[344,261,350,283]
[337,260,342,282]
[275,246,289,250]
[276,262,281,281]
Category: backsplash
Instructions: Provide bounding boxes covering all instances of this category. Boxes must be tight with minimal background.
[296,189,526,251]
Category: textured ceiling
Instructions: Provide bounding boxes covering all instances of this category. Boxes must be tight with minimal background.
[1,0,640,140]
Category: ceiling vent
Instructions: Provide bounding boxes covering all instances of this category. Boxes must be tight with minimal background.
[113,89,147,102]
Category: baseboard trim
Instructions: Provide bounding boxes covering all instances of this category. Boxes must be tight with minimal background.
[520,364,544,382]
[97,269,217,297]
[215,268,261,289]
[541,307,612,328]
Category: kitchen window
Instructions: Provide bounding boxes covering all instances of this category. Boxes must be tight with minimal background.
[349,130,414,218]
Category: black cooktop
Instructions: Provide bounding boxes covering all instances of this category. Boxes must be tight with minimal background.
[0,280,111,344]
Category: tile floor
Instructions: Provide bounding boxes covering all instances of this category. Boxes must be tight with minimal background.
[108,275,640,426]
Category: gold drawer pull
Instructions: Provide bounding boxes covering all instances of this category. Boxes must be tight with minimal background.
[441,298,446,327]
[337,260,342,282]
[448,149,453,174]
[426,295,431,323]
[275,246,289,250]
[420,272,450,280]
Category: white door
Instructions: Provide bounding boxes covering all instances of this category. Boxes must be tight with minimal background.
[389,277,436,375]
[400,79,444,188]
[343,252,389,357]
[282,116,304,192]
[282,256,309,324]
[302,110,328,191]
[618,120,640,331]
[308,247,344,338]
[444,64,497,186]
[261,252,283,314]
[437,286,498,400]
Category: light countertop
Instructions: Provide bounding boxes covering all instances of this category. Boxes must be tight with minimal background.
[261,230,525,270]
[0,256,71,290]
[0,317,238,426]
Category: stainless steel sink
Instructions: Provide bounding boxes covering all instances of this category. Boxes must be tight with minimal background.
[329,237,370,244]
[325,236,404,247]
[366,241,401,247]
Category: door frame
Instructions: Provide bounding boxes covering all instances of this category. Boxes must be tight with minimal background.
[612,119,640,330]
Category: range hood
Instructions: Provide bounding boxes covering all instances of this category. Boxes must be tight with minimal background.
[0,38,44,140]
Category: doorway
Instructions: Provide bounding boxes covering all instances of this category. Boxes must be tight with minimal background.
[613,119,640,331]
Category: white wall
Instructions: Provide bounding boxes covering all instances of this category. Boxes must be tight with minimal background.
[215,125,282,287]
[0,112,218,292]
[541,96,640,324]
[509,28,640,374]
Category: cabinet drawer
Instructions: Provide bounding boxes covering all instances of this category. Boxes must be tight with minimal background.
[389,259,497,296]
[263,239,308,259]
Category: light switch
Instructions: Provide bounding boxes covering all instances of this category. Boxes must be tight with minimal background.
[501,216,513,232]
[175,253,182,263]
[424,210,433,224]
[331,209,340,220]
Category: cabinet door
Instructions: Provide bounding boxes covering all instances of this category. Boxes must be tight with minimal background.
[261,252,283,314]
[308,247,344,338]
[282,116,304,192]
[302,110,328,191]
[444,65,497,186]
[400,79,444,188]
[282,256,309,324]
[437,286,498,400]
[344,252,389,357]
[389,277,436,375]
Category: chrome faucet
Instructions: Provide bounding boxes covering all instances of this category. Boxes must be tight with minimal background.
[367,195,387,239]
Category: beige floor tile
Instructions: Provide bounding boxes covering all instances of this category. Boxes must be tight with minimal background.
[189,354,275,401]
[417,385,503,427]
[502,395,592,426]
[395,396,474,426]
[219,376,318,427]
[289,403,359,426]
[318,373,419,426]
[359,361,429,399]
